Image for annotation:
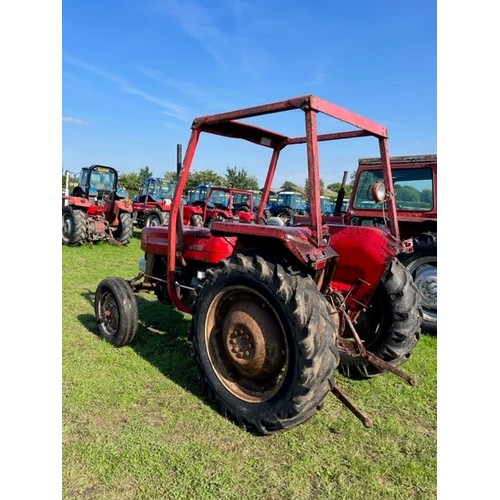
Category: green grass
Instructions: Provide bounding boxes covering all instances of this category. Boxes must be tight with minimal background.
[62,230,437,499]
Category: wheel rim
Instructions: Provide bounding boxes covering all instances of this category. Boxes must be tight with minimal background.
[97,290,119,335]
[406,256,437,322]
[205,287,288,402]
[62,213,73,238]
[191,215,203,227]
[148,215,161,227]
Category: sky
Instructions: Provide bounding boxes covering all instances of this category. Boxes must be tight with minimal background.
[62,0,437,189]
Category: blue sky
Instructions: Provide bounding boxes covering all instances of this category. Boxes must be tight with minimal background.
[62,0,437,188]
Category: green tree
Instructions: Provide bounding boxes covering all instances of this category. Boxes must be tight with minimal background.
[118,166,156,196]
[326,181,353,198]
[395,185,420,202]
[163,171,178,182]
[280,180,303,192]
[186,169,225,191]
[138,166,153,184]
[118,172,141,195]
[225,166,259,190]
[420,189,433,205]
[304,177,325,199]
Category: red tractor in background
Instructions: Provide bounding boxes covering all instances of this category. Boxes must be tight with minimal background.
[183,186,256,227]
[62,164,133,246]
[336,155,437,334]
[94,95,423,435]
[132,177,176,229]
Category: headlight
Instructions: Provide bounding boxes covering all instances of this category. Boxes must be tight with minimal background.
[371,182,387,203]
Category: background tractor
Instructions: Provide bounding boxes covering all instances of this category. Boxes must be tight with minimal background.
[183,186,257,227]
[62,164,133,246]
[132,177,176,228]
[339,155,437,334]
[94,95,423,435]
[268,190,307,223]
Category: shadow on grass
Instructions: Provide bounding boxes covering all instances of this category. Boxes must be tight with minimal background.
[78,288,205,399]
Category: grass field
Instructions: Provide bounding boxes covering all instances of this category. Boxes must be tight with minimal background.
[62,230,437,499]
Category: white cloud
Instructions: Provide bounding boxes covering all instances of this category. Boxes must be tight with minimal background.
[63,55,189,121]
[62,116,87,125]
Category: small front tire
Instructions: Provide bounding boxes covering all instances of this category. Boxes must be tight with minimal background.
[145,208,169,227]
[94,277,138,347]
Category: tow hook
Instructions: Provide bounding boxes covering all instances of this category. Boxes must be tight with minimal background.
[330,302,417,428]
[343,312,417,386]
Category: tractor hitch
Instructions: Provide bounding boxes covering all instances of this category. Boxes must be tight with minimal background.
[343,312,417,387]
[330,301,417,428]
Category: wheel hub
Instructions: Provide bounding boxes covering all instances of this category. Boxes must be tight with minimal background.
[63,216,72,237]
[414,264,437,310]
[222,300,285,380]
[101,293,119,332]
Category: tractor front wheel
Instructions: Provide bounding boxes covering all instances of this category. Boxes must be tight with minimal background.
[145,208,169,227]
[94,277,138,347]
[191,253,340,435]
[190,214,204,227]
[338,258,422,380]
[62,206,86,246]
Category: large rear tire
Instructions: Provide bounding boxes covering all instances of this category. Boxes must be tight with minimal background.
[62,206,86,246]
[191,253,340,435]
[338,258,422,380]
[94,277,138,347]
[398,232,437,334]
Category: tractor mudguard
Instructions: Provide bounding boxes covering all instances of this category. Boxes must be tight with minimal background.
[64,196,91,209]
[327,225,404,314]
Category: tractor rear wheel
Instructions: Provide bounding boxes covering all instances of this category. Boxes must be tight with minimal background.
[338,258,422,380]
[62,206,86,246]
[191,253,340,435]
[398,232,437,334]
[114,212,133,245]
[94,277,138,347]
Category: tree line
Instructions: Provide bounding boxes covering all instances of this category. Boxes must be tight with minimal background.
[63,165,354,200]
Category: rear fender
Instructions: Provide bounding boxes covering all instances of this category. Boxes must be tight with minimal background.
[106,199,133,225]
[183,204,203,224]
[114,199,133,213]
[327,225,403,314]
[63,196,91,210]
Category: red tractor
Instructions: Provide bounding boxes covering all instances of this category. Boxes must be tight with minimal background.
[132,177,176,228]
[94,96,422,435]
[62,164,133,246]
[336,155,437,334]
[183,186,256,227]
